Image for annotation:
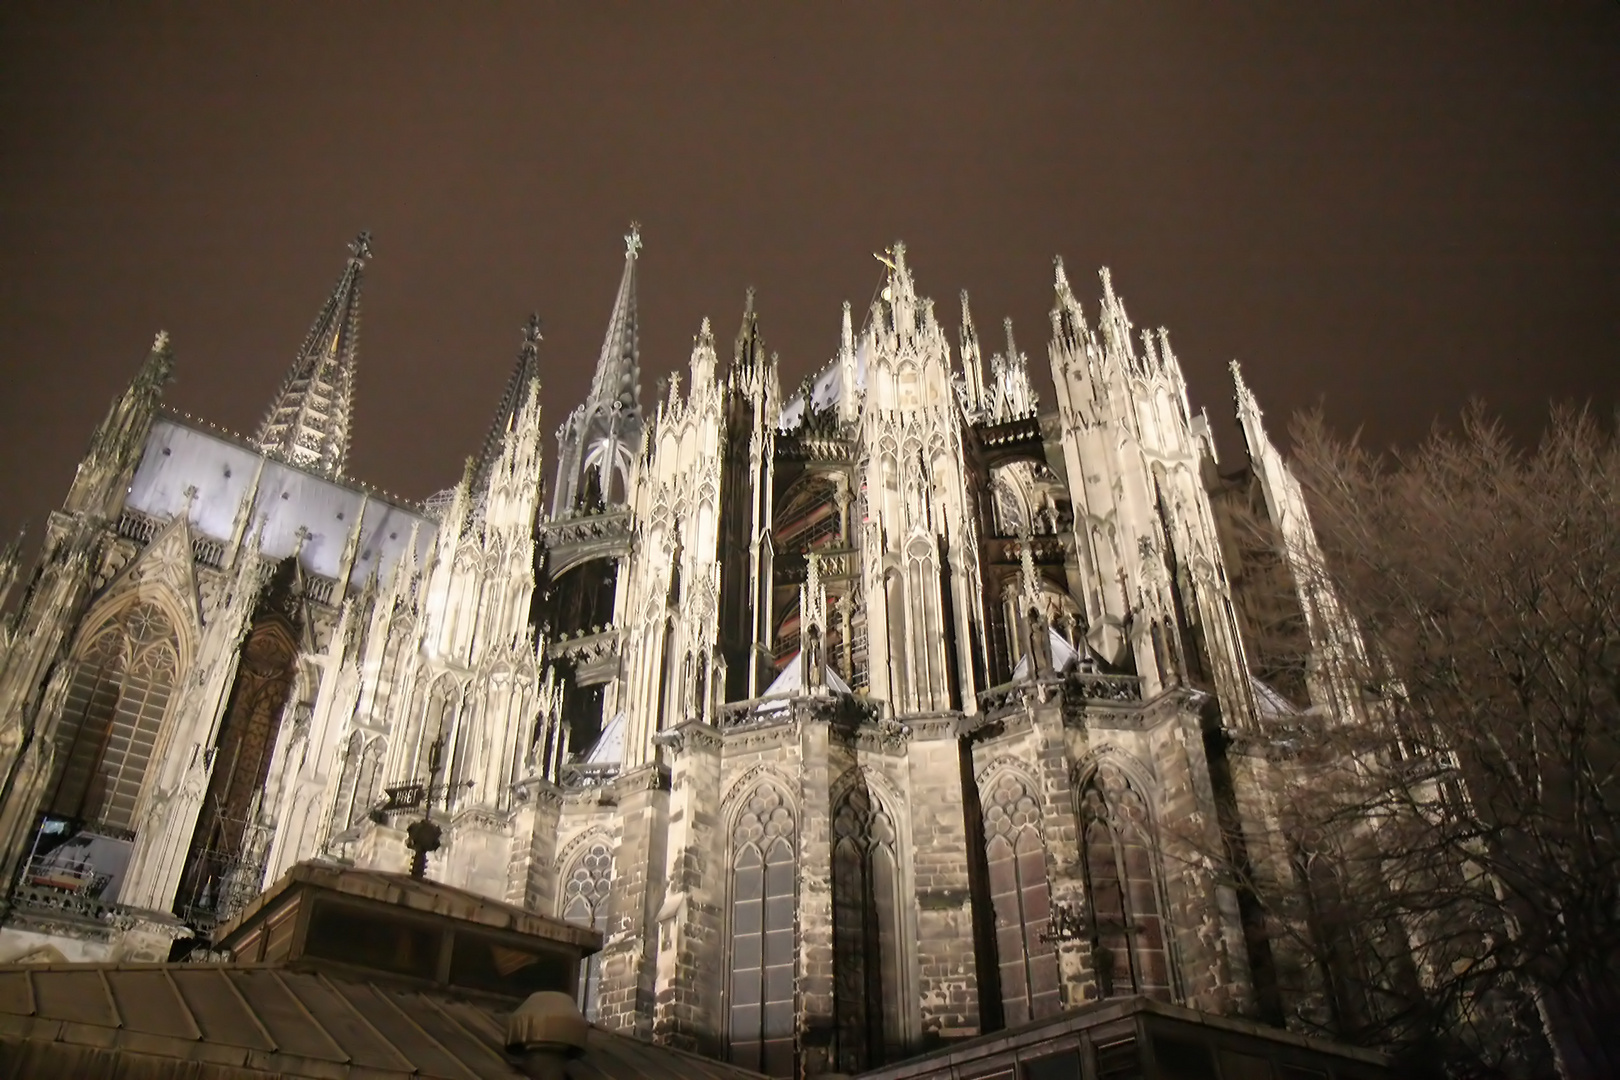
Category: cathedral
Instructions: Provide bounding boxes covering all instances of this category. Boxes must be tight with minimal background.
[0,228,1367,1075]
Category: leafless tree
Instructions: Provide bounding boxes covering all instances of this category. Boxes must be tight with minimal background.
[1211,406,1619,1077]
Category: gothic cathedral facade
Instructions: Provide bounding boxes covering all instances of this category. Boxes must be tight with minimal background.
[0,230,1362,1075]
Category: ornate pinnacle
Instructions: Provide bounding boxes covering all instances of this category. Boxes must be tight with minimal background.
[349,231,373,263]
[522,313,544,346]
[625,222,643,259]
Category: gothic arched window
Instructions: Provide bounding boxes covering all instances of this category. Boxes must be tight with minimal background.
[1077,766,1172,1000]
[333,731,365,833]
[560,837,613,1019]
[982,771,1060,1025]
[832,777,904,1071]
[49,600,181,833]
[177,615,298,920]
[728,784,796,1077]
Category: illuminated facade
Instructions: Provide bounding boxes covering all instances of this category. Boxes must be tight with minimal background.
[0,230,1360,1075]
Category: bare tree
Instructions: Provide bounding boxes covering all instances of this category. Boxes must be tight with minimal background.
[1226,406,1620,1078]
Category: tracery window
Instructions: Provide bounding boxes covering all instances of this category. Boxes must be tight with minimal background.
[177,615,297,920]
[1077,766,1172,1000]
[559,837,613,1019]
[832,777,904,1070]
[49,600,181,833]
[982,771,1060,1025]
[728,784,796,1076]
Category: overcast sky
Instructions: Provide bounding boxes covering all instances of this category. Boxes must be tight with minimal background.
[2,3,1616,538]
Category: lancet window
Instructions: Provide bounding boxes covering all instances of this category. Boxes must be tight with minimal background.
[1077,765,1173,1000]
[48,600,181,833]
[332,732,387,831]
[831,777,904,1071]
[177,614,298,921]
[982,770,1060,1025]
[559,837,613,1019]
[728,784,797,1077]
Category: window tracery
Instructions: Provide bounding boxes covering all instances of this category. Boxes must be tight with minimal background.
[832,776,903,1070]
[982,770,1060,1025]
[728,784,796,1076]
[49,600,181,833]
[560,836,613,1019]
[1077,765,1173,1000]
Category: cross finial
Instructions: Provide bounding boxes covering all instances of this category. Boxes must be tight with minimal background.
[349,231,373,263]
[625,222,643,259]
[522,313,544,346]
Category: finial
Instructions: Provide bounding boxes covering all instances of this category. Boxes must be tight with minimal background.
[625,222,643,259]
[744,286,756,315]
[349,231,373,263]
[1231,360,1257,407]
[152,330,170,352]
[522,313,544,346]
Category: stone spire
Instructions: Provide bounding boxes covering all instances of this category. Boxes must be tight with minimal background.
[958,290,987,417]
[552,226,646,513]
[66,331,175,516]
[732,287,764,379]
[689,317,718,390]
[473,313,543,493]
[986,317,1038,423]
[587,224,642,416]
[1049,255,1086,353]
[254,232,370,478]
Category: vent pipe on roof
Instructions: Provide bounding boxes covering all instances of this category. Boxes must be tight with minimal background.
[507,991,588,1079]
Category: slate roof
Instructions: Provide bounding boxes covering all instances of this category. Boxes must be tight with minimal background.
[0,961,765,1080]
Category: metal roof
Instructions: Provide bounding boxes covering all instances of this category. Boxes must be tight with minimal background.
[214,862,600,954]
[0,961,765,1080]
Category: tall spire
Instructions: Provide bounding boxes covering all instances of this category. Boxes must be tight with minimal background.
[733,287,763,377]
[958,290,986,416]
[689,317,718,390]
[473,313,543,491]
[587,223,642,414]
[254,232,370,478]
[551,225,646,514]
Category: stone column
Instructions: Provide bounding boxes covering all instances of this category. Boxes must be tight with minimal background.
[795,711,836,1074]
[511,779,563,910]
[650,722,725,1055]
[595,762,669,1039]
[905,717,983,1042]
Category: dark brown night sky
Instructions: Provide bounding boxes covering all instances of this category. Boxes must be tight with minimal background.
[2,4,1616,539]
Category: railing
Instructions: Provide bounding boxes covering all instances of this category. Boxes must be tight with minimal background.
[191,536,225,568]
[1064,671,1143,702]
[116,508,161,544]
[23,857,109,898]
[10,882,142,926]
[560,763,621,788]
[714,689,876,730]
[978,669,1143,718]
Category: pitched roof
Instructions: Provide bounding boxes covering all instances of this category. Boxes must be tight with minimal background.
[213,861,597,954]
[0,961,766,1080]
